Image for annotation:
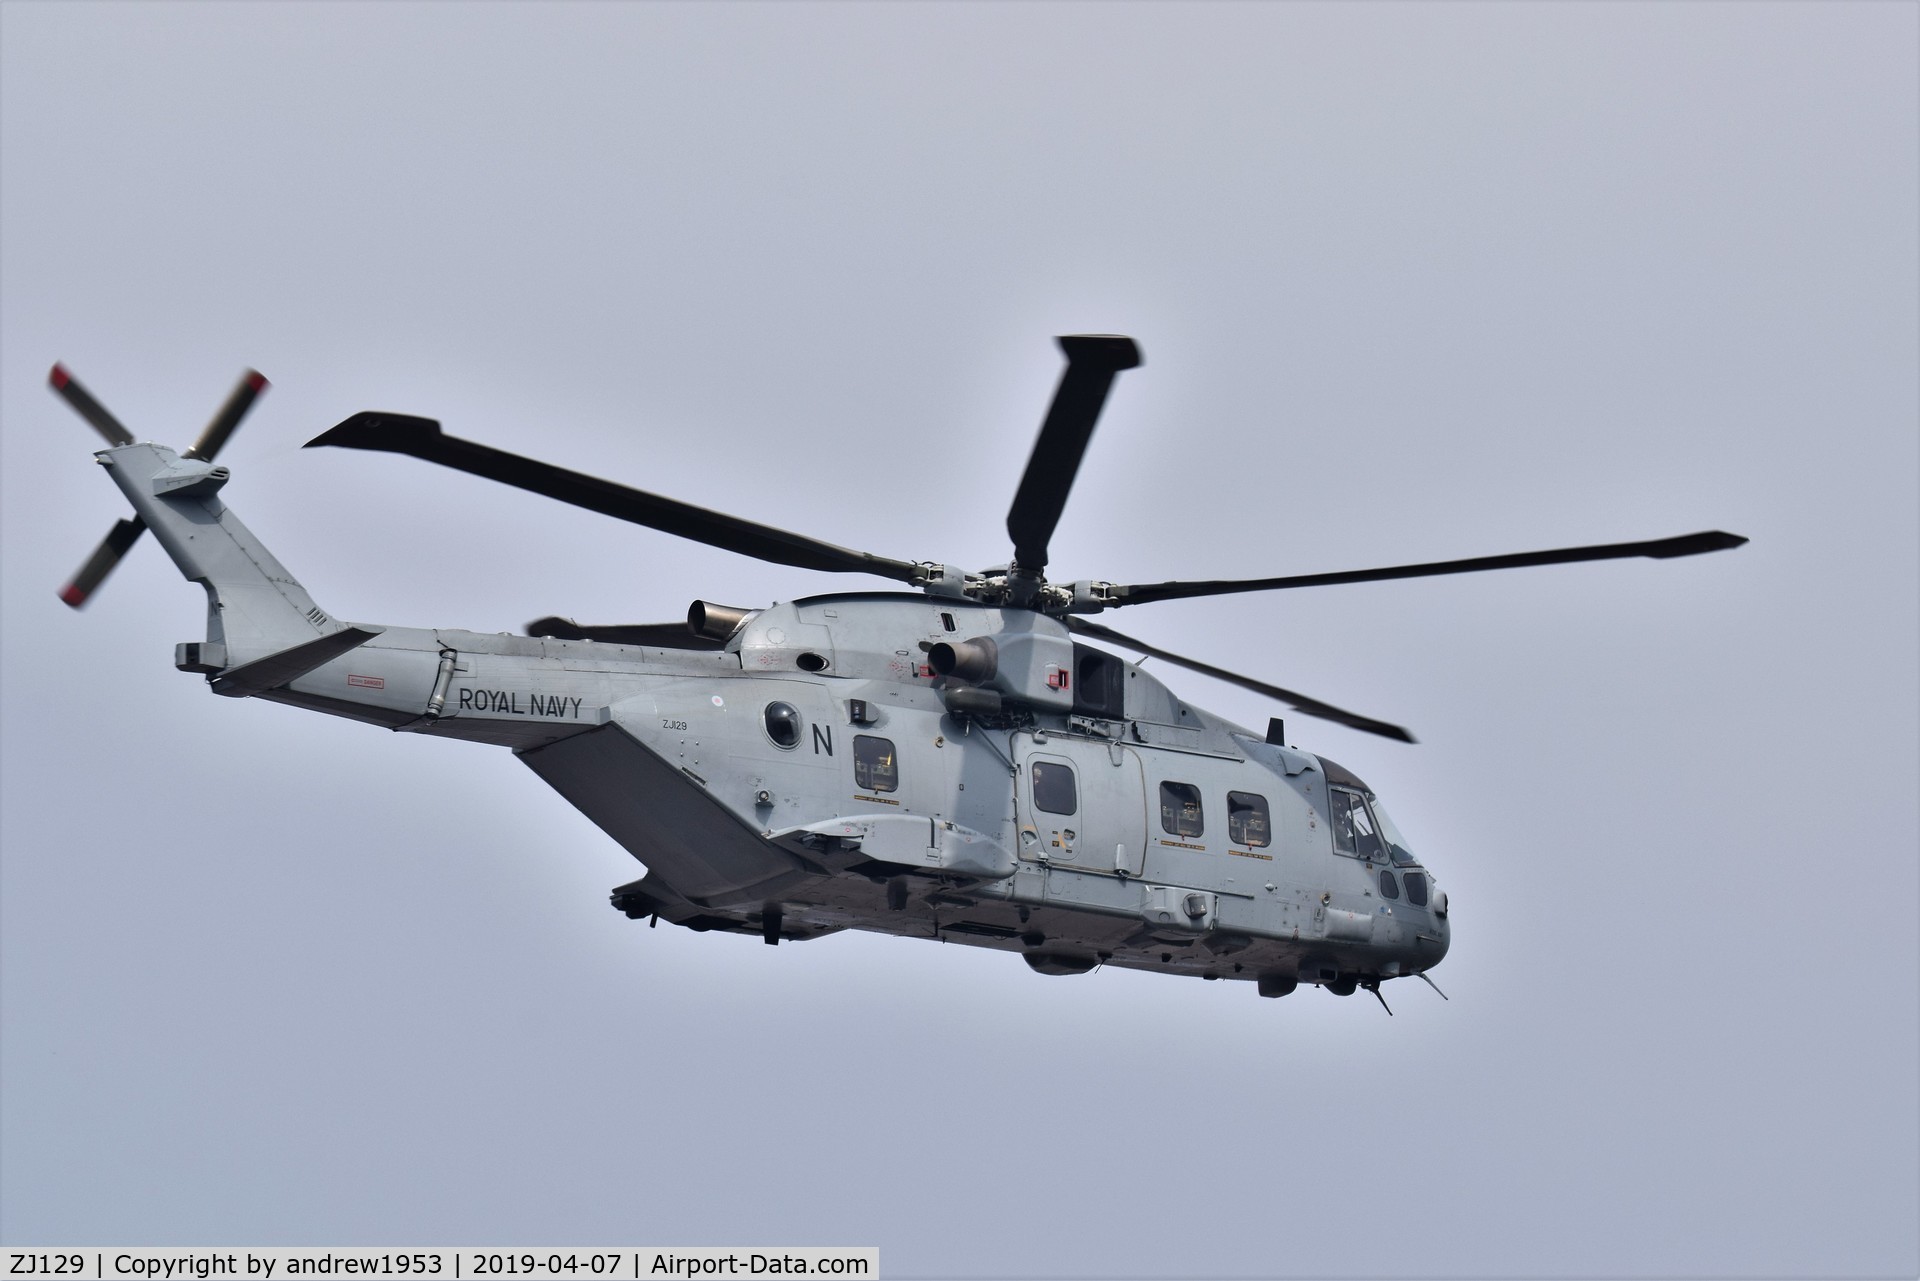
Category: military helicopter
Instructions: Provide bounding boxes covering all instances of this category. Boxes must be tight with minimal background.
[53,337,1746,1010]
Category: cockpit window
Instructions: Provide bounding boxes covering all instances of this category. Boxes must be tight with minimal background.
[1372,800,1419,866]
[1331,788,1385,861]
[1403,871,1430,907]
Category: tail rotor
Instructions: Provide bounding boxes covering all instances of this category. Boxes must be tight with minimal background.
[53,365,269,607]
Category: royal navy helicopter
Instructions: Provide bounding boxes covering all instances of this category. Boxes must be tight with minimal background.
[53,337,1746,1010]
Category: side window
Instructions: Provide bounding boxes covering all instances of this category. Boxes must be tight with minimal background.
[1332,789,1385,860]
[1031,760,1077,815]
[1378,869,1400,899]
[1403,871,1430,907]
[853,735,897,793]
[1227,792,1271,847]
[1159,782,1204,837]
[1352,797,1383,860]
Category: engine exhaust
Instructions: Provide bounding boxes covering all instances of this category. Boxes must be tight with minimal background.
[929,636,997,683]
[688,601,756,642]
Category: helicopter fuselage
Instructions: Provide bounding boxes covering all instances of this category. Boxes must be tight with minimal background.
[237,579,1451,996]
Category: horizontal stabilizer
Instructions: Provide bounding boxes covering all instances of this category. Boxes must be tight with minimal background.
[210,626,383,699]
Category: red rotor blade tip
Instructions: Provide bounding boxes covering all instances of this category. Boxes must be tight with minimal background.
[59,583,87,607]
[49,364,70,389]
[246,370,269,392]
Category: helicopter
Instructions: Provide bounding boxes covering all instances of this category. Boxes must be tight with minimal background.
[52,336,1746,1010]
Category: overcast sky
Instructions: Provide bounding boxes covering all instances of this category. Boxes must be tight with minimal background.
[3,4,1915,1278]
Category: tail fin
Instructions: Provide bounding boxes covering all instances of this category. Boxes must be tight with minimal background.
[95,442,351,667]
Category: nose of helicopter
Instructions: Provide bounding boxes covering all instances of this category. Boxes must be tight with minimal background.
[1422,888,1451,968]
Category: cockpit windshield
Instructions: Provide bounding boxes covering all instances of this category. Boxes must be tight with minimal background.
[1372,799,1418,866]
[1331,789,1385,861]
[1332,788,1420,866]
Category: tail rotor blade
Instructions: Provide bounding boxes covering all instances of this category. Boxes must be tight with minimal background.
[49,364,133,446]
[53,363,141,606]
[1006,335,1141,575]
[186,369,269,461]
[59,517,146,608]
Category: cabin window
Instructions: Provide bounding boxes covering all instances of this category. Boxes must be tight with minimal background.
[1159,782,1204,838]
[853,735,898,793]
[763,702,801,749]
[1403,871,1430,907]
[1030,760,1077,815]
[1378,869,1400,900]
[1227,791,1271,847]
[1331,788,1385,860]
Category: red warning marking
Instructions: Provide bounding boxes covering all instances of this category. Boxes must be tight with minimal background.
[347,673,385,689]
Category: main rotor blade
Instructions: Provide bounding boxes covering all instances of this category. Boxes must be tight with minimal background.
[1111,530,1749,607]
[1067,618,1416,743]
[526,616,728,651]
[186,369,269,461]
[1006,335,1142,575]
[308,413,925,583]
[49,364,133,446]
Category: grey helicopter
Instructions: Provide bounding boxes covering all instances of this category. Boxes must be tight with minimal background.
[53,336,1746,1010]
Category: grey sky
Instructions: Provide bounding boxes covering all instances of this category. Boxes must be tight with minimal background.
[3,3,1915,1277]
